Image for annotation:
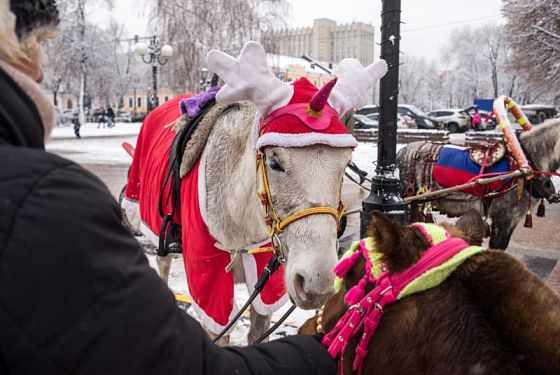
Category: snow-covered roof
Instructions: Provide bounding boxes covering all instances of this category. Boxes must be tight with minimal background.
[266,53,336,75]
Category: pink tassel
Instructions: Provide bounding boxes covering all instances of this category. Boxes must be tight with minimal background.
[344,277,368,305]
[334,251,361,278]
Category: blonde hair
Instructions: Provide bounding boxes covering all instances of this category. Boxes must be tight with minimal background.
[0,0,57,69]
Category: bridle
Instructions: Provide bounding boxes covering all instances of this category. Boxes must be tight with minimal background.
[256,151,347,260]
[212,150,347,344]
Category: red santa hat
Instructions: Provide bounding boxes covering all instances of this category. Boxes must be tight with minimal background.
[206,41,387,150]
[256,77,358,149]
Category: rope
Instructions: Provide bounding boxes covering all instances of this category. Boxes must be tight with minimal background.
[213,253,283,343]
[278,207,342,232]
[253,304,297,344]
[247,247,273,254]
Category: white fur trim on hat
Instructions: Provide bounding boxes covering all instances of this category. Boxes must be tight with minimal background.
[256,132,358,150]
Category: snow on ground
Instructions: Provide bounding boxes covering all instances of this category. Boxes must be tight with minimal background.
[143,248,315,344]
[47,122,141,164]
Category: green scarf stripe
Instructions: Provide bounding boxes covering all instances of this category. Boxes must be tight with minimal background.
[333,224,485,300]
[420,223,449,244]
[397,245,486,299]
[334,240,361,292]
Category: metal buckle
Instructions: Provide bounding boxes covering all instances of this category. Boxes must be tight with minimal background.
[271,233,287,264]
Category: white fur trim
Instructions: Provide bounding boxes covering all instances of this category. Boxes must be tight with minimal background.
[187,286,240,335]
[241,253,289,316]
[256,132,358,149]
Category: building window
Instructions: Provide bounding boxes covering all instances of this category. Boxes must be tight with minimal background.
[66,99,73,109]
[129,97,133,108]
[137,97,142,107]
[164,96,169,102]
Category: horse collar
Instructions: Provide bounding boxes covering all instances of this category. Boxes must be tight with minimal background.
[321,223,486,374]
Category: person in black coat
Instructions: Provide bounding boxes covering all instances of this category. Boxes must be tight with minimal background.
[72,115,81,139]
[106,105,115,128]
[0,1,336,374]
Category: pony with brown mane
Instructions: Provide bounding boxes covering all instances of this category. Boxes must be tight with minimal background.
[300,211,560,374]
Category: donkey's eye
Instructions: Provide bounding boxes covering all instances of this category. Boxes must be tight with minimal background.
[269,159,285,172]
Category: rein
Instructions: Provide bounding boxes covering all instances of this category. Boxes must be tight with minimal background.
[319,224,482,374]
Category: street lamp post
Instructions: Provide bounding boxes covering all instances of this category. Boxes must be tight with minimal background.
[360,0,407,236]
[199,67,209,92]
[133,36,173,112]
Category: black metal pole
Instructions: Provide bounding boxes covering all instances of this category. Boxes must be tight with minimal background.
[152,63,159,108]
[360,0,407,236]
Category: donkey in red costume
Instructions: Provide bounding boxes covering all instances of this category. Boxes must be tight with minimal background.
[300,211,560,374]
[122,42,387,343]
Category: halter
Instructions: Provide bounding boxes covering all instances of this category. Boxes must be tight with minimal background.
[256,152,346,260]
[320,223,485,374]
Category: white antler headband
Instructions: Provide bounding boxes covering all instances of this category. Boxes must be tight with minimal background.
[328,58,388,116]
[206,41,294,117]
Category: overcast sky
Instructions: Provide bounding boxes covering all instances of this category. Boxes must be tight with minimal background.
[102,0,505,61]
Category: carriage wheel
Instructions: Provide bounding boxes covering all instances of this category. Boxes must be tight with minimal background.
[119,184,142,236]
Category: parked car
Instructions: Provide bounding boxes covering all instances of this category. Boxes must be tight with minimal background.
[357,105,379,117]
[56,109,78,125]
[398,104,441,129]
[365,113,413,129]
[354,114,378,129]
[358,105,440,129]
[428,108,471,133]
[520,104,558,124]
[115,111,132,123]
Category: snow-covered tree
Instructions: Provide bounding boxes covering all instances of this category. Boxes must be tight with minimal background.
[152,0,289,90]
[503,0,560,95]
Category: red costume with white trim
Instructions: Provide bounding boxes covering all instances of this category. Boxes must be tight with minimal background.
[123,95,286,334]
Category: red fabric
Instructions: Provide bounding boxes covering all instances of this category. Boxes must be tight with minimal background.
[259,77,350,143]
[125,95,286,331]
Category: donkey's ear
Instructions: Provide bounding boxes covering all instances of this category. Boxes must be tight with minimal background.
[440,209,486,246]
[369,211,428,272]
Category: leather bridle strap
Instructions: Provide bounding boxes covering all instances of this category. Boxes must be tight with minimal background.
[257,152,346,239]
[278,206,343,231]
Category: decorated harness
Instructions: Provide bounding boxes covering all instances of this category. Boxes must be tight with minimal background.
[319,223,485,374]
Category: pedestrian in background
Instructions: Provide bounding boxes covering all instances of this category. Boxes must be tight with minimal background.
[97,105,106,128]
[106,105,115,128]
[72,115,81,139]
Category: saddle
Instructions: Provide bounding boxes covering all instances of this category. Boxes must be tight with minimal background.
[469,142,506,167]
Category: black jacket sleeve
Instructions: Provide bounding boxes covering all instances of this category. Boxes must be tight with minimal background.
[0,161,336,375]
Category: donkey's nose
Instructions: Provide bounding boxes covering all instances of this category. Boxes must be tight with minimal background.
[294,273,307,301]
[293,273,333,309]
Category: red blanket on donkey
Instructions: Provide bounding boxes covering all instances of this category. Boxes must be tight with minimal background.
[122,96,287,334]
